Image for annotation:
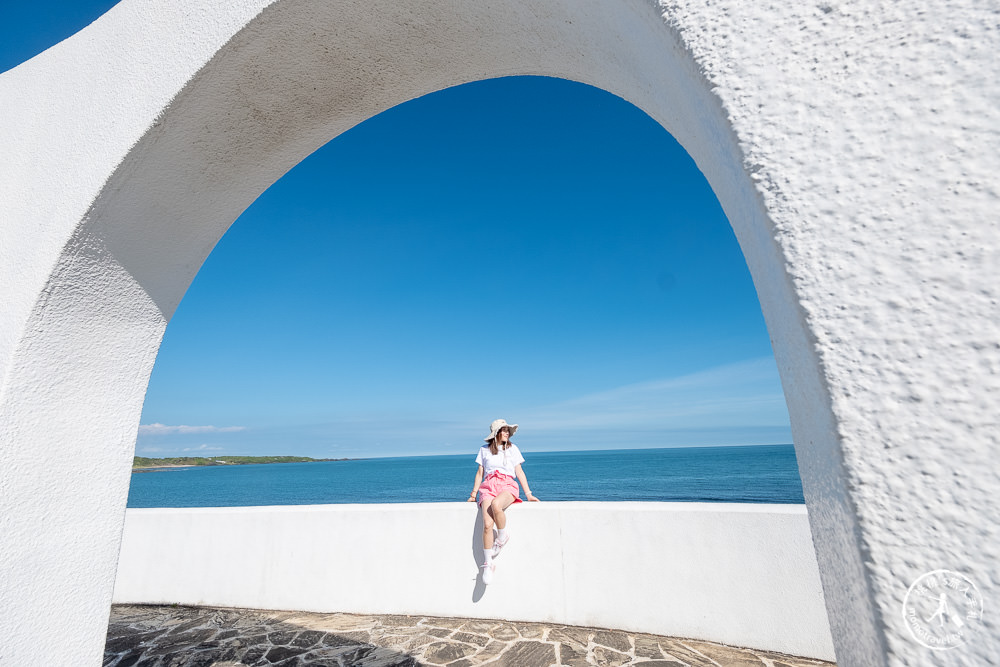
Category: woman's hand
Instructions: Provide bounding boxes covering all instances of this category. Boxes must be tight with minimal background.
[467,492,477,502]
[526,493,540,502]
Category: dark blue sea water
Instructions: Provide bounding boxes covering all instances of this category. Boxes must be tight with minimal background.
[127,444,804,507]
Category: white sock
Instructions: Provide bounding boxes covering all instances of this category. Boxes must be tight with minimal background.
[483,548,493,565]
[497,528,508,542]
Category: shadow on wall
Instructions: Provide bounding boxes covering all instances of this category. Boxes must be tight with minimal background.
[471,508,487,602]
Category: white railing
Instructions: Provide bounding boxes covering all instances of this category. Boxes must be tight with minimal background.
[114,502,835,661]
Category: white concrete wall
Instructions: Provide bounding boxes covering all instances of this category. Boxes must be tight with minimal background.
[113,502,836,661]
[2,1,998,665]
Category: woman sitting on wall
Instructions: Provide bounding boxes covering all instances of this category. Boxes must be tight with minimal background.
[467,419,539,584]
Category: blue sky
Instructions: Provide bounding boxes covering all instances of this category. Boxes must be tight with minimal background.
[5,2,791,458]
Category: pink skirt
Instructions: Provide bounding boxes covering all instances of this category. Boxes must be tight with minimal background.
[478,471,522,506]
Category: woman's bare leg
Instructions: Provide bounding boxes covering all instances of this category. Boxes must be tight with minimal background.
[481,501,495,549]
[489,492,516,531]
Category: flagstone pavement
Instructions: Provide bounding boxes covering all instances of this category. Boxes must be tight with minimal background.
[105,605,836,667]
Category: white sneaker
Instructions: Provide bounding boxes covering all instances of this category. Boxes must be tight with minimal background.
[481,562,495,585]
[491,534,509,558]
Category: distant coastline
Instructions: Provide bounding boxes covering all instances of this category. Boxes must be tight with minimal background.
[132,455,349,472]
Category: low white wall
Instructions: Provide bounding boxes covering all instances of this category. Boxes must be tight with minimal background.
[114,502,836,661]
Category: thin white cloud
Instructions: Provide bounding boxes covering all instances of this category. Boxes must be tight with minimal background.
[138,423,246,436]
[269,358,792,455]
[182,444,224,452]
[524,357,790,432]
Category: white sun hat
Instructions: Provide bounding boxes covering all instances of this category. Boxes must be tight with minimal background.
[485,418,519,442]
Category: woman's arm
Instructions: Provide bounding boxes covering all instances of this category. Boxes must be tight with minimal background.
[514,464,539,501]
[468,465,484,501]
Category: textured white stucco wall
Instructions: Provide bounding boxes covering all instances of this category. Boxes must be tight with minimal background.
[1,1,997,665]
[114,503,836,661]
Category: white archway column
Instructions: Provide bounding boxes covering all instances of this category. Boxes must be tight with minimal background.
[1,1,997,665]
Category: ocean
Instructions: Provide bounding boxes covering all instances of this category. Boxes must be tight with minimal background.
[126,444,804,507]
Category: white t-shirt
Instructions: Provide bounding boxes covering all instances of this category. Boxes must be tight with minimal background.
[475,443,525,478]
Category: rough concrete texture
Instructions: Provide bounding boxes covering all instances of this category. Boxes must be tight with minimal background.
[0,1,996,665]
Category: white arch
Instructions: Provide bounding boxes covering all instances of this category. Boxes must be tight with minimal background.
[1,1,997,664]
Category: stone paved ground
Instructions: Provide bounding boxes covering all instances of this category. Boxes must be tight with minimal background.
[105,605,836,667]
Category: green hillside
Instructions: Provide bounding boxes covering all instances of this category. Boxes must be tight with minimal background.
[132,455,346,469]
